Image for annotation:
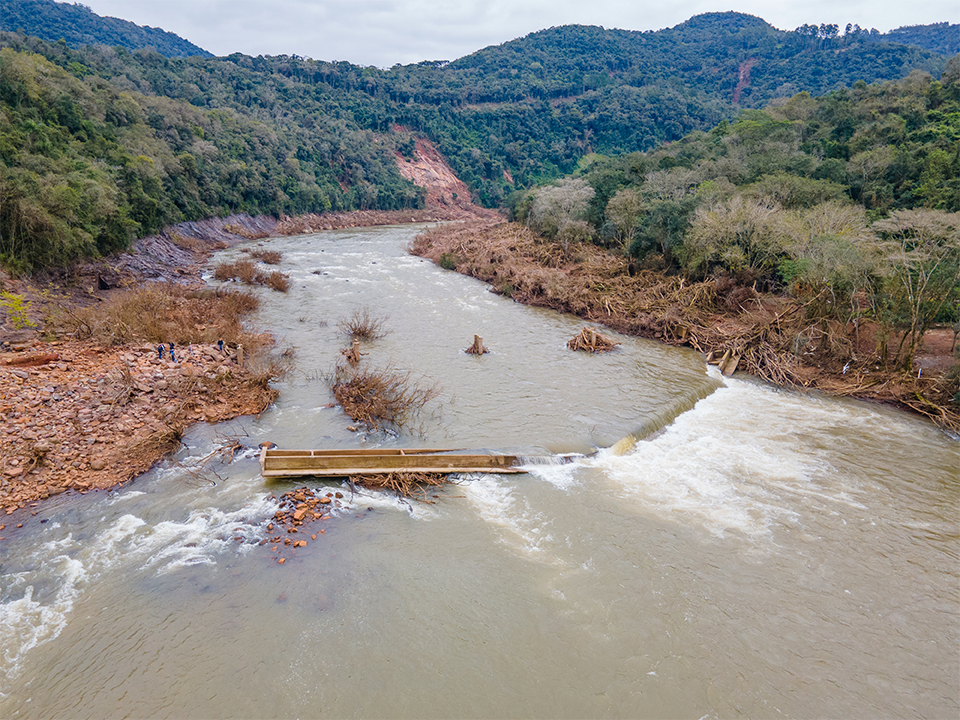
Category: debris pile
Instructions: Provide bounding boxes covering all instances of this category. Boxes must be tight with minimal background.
[567,327,619,353]
[352,471,448,502]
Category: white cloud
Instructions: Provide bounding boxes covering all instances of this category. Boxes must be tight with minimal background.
[79,0,959,67]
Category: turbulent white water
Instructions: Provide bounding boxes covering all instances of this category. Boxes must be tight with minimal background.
[1,225,956,719]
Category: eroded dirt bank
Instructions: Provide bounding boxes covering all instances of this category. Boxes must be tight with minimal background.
[0,340,276,515]
[411,220,959,433]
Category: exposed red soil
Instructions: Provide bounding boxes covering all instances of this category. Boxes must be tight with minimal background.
[733,58,757,103]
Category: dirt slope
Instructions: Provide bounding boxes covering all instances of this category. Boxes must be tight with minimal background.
[394,138,501,220]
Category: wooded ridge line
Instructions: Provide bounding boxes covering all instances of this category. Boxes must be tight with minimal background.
[0,12,956,272]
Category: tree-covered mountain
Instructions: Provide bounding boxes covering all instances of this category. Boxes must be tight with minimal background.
[870,22,959,56]
[0,10,956,273]
[0,0,212,58]
[0,41,424,272]
[512,59,960,294]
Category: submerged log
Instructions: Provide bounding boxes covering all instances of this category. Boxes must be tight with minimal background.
[722,353,741,377]
[341,338,364,366]
[716,348,732,372]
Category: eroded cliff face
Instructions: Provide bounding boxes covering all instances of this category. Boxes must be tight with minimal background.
[394,139,476,213]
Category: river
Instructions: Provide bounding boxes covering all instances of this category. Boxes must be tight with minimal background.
[1,225,957,719]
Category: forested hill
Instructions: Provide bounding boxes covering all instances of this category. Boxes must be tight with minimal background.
[0,11,956,273]
[445,13,946,109]
[868,22,959,56]
[0,0,212,58]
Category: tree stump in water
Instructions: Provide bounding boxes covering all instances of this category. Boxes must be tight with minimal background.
[465,335,489,355]
[567,327,619,353]
[342,339,364,367]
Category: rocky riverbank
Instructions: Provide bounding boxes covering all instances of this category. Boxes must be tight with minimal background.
[0,201,502,517]
[0,339,277,515]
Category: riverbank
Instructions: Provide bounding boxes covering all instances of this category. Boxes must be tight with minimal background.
[0,273,290,514]
[0,203,501,516]
[411,220,959,433]
[0,338,277,515]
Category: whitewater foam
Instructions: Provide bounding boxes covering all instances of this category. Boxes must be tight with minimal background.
[464,474,560,562]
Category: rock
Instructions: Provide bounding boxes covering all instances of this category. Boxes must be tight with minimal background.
[90,459,106,471]
[10,370,28,380]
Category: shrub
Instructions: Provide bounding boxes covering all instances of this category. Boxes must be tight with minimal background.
[337,307,387,340]
[213,259,258,284]
[68,283,262,348]
[0,291,36,329]
[250,249,282,265]
[331,362,439,432]
[263,271,291,292]
[214,259,290,292]
[439,253,457,270]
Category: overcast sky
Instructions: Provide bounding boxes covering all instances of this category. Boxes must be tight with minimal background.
[77,0,958,67]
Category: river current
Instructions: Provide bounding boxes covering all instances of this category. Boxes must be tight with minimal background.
[1,225,957,718]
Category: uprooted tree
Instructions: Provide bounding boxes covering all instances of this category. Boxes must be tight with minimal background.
[330,361,440,433]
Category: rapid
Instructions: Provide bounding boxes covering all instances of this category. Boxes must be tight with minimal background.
[1,225,956,719]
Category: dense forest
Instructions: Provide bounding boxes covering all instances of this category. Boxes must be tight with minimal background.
[864,22,959,56]
[0,42,427,272]
[0,0,211,59]
[510,64,960,369]
[0,8,957,273]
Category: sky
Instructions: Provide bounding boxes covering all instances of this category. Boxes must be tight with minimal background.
[77,0,958,67]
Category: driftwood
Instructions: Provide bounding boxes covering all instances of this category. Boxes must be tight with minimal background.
[567,327,619,353]
[351,471,449,502]
[706,348,741,376]
[0,352,60,367]
[465,334,489,354]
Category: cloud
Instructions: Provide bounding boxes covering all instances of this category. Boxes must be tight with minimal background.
[80,0,960,67]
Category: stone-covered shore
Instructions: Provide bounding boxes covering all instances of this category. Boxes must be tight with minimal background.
[0,340,277,516]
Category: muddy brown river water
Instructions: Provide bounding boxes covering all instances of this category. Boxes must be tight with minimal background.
[1,225,957,719]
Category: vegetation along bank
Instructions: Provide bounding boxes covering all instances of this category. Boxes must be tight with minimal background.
[0,10,958,515]
[415,65,960,432]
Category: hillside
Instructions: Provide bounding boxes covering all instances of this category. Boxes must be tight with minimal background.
[0,11,956,273]
[871,22,959,56]
[0,0,212,58]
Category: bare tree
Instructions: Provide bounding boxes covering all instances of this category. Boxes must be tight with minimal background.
[871,209,960,369]
[605,188,644,253]
[685,196,785,276]
[528,178,595,240]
